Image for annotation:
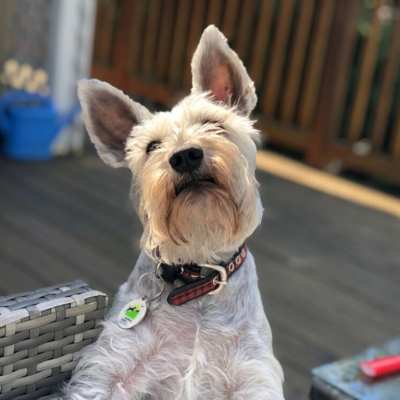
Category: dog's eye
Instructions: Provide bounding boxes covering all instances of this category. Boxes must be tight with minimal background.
[201,118,221,126]
[146,140,161,154]
[201,118,225,135]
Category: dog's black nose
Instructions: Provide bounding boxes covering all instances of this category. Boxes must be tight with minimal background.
[169,147,203,174]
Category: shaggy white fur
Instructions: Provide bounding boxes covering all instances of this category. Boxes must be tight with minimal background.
[64,25,285,400]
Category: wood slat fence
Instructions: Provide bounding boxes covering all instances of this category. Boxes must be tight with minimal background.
[92,0,400,185]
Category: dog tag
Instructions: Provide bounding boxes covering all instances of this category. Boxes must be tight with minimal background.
[118,298,147,329]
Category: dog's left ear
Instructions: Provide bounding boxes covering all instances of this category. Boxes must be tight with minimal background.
[191,25,257,115]
[78,79,151,167]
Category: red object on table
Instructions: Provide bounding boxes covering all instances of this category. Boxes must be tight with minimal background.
[360,355,400,378]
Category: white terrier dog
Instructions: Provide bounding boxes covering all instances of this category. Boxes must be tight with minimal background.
[64,26,284,400]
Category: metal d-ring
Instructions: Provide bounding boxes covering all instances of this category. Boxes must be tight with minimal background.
[155,262,163,280]
[148,279,165,303]
[137,271,165,304]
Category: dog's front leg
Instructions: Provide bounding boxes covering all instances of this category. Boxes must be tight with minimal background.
[63,322,152,400]
[221,352,285,400]
[62,341,126,399]
[64,318,182,400]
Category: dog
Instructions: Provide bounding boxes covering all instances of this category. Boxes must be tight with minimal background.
[64,25,284,400]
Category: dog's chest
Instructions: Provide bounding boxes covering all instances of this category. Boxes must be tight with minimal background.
[112,296,254,397]
[121,297,243,361]
[104,254,275,398]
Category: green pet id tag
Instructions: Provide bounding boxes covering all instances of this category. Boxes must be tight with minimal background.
[118,298,148,329]
[117,268,165,329]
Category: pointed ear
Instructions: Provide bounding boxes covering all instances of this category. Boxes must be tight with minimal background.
[77,79,151,167]
[191,25,257,115]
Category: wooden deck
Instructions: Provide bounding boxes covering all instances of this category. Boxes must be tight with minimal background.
[0,153,399,399]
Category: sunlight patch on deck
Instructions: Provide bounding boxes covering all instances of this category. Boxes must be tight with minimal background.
[256,150,400,219]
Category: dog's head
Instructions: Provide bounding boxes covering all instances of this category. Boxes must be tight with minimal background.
[78,26,263,264]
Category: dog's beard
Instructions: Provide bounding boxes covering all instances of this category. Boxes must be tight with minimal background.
[136,138,259,264]
[167,181,239,245]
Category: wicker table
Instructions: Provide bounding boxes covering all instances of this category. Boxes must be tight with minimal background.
[0,281,108,400]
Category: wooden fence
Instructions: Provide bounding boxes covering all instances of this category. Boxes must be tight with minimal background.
[92,0,400,185]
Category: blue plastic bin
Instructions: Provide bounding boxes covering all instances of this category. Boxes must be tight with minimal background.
[0,91,80,160]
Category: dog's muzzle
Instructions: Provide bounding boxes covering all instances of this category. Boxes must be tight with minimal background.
[174,175,216,196]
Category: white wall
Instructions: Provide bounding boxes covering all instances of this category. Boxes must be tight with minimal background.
[48,0,97,155]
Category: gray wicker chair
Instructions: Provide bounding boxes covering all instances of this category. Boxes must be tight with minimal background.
[0,281,108,400]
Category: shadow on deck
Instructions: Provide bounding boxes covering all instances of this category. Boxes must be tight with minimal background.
[0,153,399,399]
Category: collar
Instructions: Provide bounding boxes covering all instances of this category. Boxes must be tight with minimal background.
[158,244,248,306]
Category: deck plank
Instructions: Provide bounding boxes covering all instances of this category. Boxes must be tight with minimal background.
[0,154,399,400]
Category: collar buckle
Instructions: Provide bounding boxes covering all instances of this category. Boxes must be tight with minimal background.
[200,263,228,295]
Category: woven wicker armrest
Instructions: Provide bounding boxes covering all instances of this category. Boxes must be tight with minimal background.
[0,280,109,400]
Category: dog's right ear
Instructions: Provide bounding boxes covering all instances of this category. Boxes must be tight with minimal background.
[77,79,151,167]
